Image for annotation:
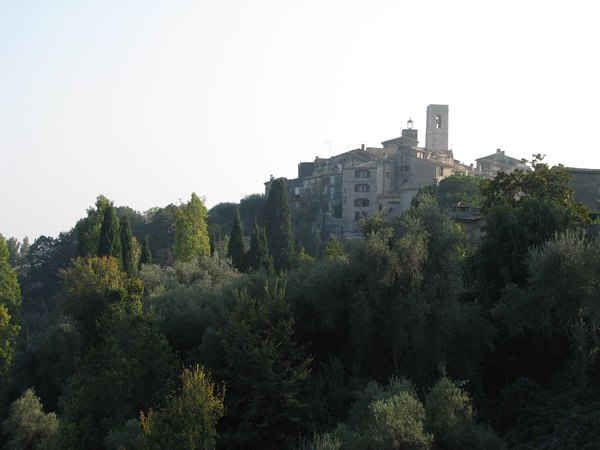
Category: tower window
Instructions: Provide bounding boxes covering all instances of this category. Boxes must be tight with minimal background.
[354,198,370,207]
[435,114,442,129]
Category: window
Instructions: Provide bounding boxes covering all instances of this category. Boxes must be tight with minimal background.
[354,184,370,193]
[355,169,371,178]
[435,114,442,129]
[388,201,401,213]
[354,198,370,207]
[354,211,367,221]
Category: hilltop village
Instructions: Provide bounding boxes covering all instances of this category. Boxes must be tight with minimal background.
[266,104,600,239]
[265,105,528,239]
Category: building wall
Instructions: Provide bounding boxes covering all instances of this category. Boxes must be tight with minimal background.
[569,168,600,211]
[476,149,528,178]
[394,148,440,191]
[342,165,379,231]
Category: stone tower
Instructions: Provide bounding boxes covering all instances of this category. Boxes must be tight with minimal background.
[425,104,449,152]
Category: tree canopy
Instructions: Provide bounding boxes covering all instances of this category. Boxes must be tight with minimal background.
[174,193,210,262]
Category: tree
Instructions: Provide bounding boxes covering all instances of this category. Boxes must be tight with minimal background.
[474,198,573,297]
[8,316,82,413]
[58,311,178,450]
[472,157,588,304]
[2,388,59,450]
[119,216,137,276]
[139,235,152,268]
[75,195,111,257]
[219,283,312,449]
[246,219,273,274]
[57,256,141,343]
[335,377,432,450]
[496,230,600,388]
[263,178,294,272]
[323,236,346,260]
[139,365,225,450]
[436,174,482,210]
[238,193,266,233]
[22,232,75,322]
[0,234,21,383]
[6,236,30,278]
[98,204,121,259]
[141,204,178,265]
[174,193,210,262]
[0,305,19,385]
[207,202,237,245]
[425,377,505,449]
[0,234,21,320]
[226,208,245,271]
[479,155,588,221]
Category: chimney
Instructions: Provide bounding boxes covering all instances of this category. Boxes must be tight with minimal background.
[361,144,365,151]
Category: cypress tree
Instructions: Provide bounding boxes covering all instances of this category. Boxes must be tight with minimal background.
[119,216,136,276]
[139,235,152,269]
[247,219,273,274]
[262,178,294,272]
[227,208,246,271]
[98,204,121,259]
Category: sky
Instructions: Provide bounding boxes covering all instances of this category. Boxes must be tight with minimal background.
[2,0,599,241]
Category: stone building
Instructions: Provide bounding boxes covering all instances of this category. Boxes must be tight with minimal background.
[475,149,529,178]
[266,104,478,239]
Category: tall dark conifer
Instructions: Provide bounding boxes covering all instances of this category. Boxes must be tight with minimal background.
[262,178,294,272]
[98,205,121,259]
[227,209,245,271]
[119,216,136,276]
[247,219,273,274]
[139,235,152,269]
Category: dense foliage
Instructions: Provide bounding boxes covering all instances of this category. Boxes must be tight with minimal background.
[0,162,597,449]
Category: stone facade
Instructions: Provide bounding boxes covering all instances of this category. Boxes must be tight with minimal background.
[475,149,529,179]
[568,168,600,212]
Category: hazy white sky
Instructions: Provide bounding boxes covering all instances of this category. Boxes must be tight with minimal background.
[2,0,599,241]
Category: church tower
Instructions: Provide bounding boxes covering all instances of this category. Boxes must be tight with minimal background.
[425,104,449,152]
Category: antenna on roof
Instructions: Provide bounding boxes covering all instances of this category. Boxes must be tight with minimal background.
[325,140,334,156]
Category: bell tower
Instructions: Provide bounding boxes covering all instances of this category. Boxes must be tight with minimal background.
[425,104,449,152]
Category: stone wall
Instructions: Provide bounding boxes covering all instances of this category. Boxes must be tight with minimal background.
[568,168,600,212]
